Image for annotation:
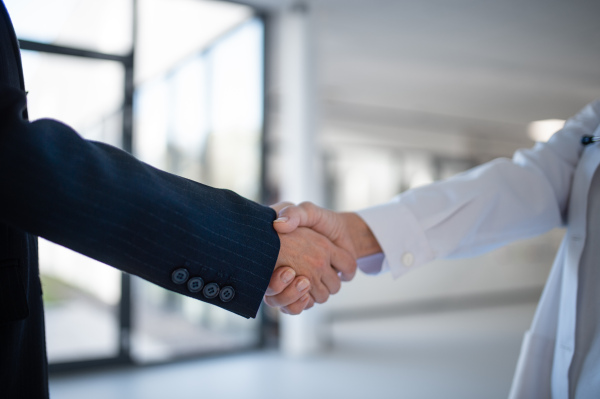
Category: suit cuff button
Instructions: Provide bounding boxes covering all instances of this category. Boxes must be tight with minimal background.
[219,286,235,302]
[171,268,190,284]
[203,283,220,299]
[187,277,204,293]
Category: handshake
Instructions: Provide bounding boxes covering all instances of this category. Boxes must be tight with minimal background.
[263,202,382,315]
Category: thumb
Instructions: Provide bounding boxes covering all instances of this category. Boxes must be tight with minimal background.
[270,201,294,214]
[273,201,324,233]
[272,202,337,237]
[272,204,302,233]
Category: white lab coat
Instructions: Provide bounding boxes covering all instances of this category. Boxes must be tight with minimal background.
[356,100,600,398]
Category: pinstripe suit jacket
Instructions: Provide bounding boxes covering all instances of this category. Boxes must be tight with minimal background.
[0,2,280,397]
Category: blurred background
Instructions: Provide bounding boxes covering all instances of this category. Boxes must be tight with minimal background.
[5,0,600,398]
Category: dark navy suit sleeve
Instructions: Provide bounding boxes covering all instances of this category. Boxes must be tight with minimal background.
[0,85,280,319]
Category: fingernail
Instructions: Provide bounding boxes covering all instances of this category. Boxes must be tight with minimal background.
[274,217,289,223]
[296,278,310,292]
[281,269,295,284]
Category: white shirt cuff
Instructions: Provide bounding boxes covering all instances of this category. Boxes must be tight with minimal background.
[356,200,434,279]
[357,253,388,275]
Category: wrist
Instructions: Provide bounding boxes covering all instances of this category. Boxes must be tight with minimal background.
[342,212,382,258]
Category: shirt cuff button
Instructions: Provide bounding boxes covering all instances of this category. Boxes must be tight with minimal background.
[401,252,414,267]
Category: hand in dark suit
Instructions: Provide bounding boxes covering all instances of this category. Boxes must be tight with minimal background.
[264,201,377,314]
[262,203,359,315]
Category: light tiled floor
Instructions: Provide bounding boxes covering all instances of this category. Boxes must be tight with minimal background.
[50,303,536,399]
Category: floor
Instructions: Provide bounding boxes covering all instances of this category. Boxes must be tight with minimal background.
[49,303,536,399]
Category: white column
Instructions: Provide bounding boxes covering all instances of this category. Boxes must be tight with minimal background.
[277,3,325,357]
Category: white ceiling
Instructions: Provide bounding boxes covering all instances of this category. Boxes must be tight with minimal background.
[314,0,600,119]
[242,0,600,156]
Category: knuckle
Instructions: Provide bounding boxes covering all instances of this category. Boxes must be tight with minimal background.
[314,291,329,304]
[315,236,330,252]
[316,295,328,304]
[340,260,356,274]
[313,260,328,274]
[285,305,301,315]
[299,201,314,208]
[308,252,326,268]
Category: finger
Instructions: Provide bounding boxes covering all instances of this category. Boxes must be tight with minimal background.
[310,279,331,304]
[320,264,342,296]
[270,201,295,214]
[330,242,357,282]
[280,293,311,315]
[265,266,296,296]
[264,276,310,308]
[304,296,315,310]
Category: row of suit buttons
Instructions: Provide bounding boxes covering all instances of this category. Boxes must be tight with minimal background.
[171,268,235,303]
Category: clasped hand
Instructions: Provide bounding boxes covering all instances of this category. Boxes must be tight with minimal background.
[264,202,380,315]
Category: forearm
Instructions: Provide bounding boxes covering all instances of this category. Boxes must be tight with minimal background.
[0,85,280,318]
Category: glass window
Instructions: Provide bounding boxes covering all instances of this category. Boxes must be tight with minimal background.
[20,51,125,363]
[9,0,266,366]
[132,3,263,363]
[5,0,133,55]
[22,51,124,146]
[208,18,264,200]
[135,0,252,84]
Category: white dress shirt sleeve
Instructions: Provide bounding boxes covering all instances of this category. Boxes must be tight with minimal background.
[356,99,600,278]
